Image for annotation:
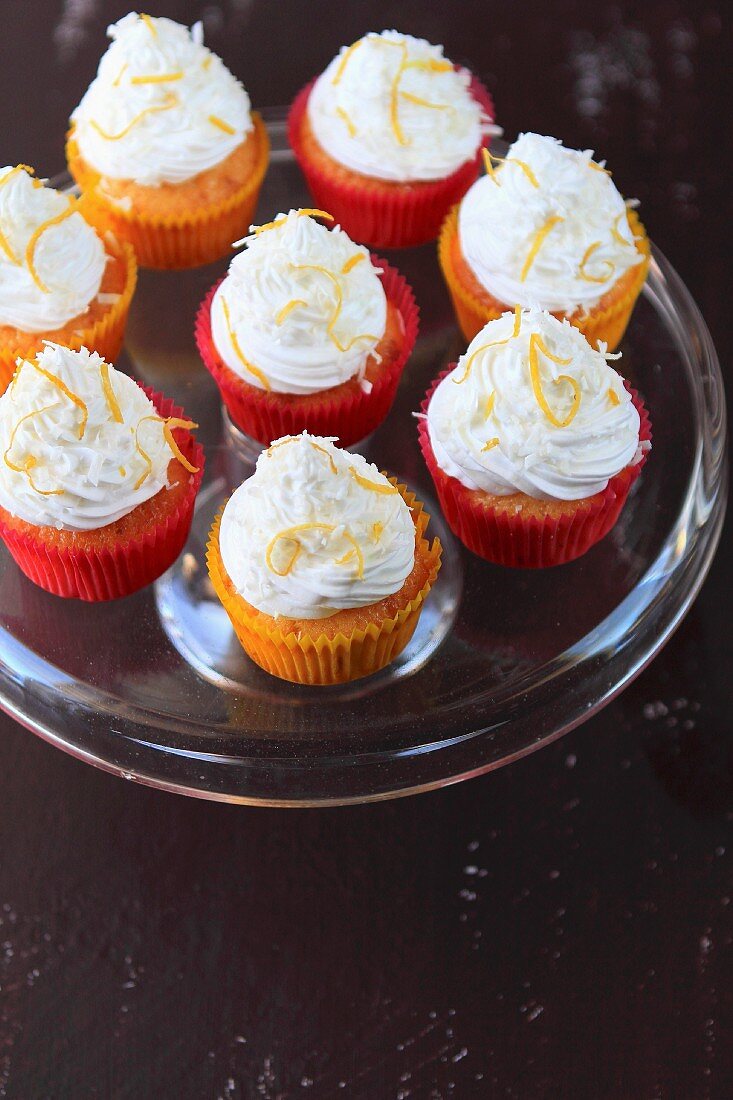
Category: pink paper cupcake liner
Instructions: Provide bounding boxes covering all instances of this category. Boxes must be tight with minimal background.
[196,257,419,446]
[418,368,652,568]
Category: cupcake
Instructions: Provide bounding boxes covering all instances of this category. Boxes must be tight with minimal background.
[196,208,418,446]
[0,164,136,394]
[418,308,651,568]
[439,133,650,350]
[66,13,269,269]
[207,432,442,684]
[0,342,203,600]
[288,30,495,249]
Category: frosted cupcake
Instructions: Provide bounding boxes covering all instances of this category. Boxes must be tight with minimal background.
[207,432,442,684]
[418,309,651,568]
[66,13,269,269]
[439,133,650,349]
[196,208,418,446]
[288,30,495,249]
[0,342,203,599]
[0,164,136,393]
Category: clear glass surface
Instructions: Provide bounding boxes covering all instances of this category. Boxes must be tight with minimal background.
[0,113,726,805]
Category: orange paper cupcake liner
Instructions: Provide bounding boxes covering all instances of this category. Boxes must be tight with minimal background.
[207,481,442,684]
[438,204,651,350]
[195,257,419,446]
[418,369,651,568]
[66,114,270,270]
[0,388,204,600]
[0,232,137,394]
[288,75,495,249]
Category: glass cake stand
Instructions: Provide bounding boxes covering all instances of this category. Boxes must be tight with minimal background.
[0,114,726,806]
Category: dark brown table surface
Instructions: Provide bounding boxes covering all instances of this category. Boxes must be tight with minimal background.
[1,2,732,1096]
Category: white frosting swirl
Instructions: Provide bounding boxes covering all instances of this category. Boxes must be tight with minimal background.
[0,342,181,531]
[458,133,643,313]
[307,30,488,183]
[426,309,642,502]
[71,13,252,186]
[0,166,106,333]
[219,433,415,619]
[210,210,388,395]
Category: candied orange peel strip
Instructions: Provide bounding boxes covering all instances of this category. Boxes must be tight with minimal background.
[607,388,620,407]
[220,296,271,390]
[481,437,500,452]
[388,41,410,146]
[266,523,364,579]
[400,91,450,111]
[309,441,338,473]
[266,523,335,576]
[335,106,357,137]
[209,115,236,135]
[0,164,35,183]
[587,159,612,176]
[100,361,123,423]
[140,13,157,36]
[506,157,540,188]
[134,414,200,487]
[578,241,615,284]
[274,299,308,326]
[90,93,177,141]
[332,39,363,85]
[404,58,453,73]
[25,200,77,293]
[611,212,634,248]
[335,531,365,579]
[481,146,498,181]
[133,415,158,490]
[131,71,184,85]
[266,436,297,455]
[482,148,539,189]
[520,216,564,282]
[454,306,522,385]
[267,437,338,473]
[331,37,452,138]
[28,358,88,438]
[253,209,334,235]
[0,166,37,265]
[350,467,399,495]
[290,264,379,354]
[528,334,580,428]
[341,253,365,275]
[3,404,64,496]
[163,418,200,474]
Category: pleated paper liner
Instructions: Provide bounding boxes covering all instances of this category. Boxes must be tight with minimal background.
[195,256,419,447]
[66,114,270,270]
[438,204,651,350]
[288,74,495,250]
[418,369,652,569]
[207,481,443,685]
[0,389,204,601]
[0,232,137,394]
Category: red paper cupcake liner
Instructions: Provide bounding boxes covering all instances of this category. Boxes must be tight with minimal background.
[418,368,652,568]
[287,74,495,249]
[195,256,419,446]
[0,389,204,601]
